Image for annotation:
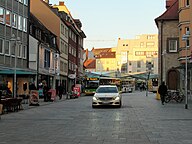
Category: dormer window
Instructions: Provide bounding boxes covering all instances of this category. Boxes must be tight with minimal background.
[53,37,56,45]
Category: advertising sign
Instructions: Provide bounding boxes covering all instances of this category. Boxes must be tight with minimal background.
[29,90,39,106]
[48,89,56,101]
[73,87,80,97]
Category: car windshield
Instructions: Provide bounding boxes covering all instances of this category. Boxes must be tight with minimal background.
[96,87,118,93]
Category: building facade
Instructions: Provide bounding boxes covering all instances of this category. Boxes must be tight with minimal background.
[155,0,180,90]
[115,34,158,75]
[0,0,34,96]
[29,13,59,90]
[52,1,86,92]
[178,0,192,91]
[30,0,68,92]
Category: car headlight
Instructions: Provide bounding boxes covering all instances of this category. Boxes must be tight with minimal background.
[113,96,120,101]
[93,96,98,101]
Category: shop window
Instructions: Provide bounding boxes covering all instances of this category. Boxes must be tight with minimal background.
[0,7,5,24]
[6,10,11,26]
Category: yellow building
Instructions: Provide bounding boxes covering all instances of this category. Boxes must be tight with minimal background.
[115,34,158,75]
[95,51,117,73]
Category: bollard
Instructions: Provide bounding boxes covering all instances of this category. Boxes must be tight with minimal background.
[156,90,161,100]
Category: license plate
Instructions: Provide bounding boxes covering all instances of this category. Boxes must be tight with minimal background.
[102,101,110,104]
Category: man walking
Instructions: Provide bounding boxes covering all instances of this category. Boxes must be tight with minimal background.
[158,81,168,105]
[58,84,64,100]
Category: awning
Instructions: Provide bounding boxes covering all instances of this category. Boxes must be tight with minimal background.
[122,72,158,80]
[0,69,36,75]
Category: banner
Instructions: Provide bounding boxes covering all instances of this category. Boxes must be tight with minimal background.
[29,90,39,106]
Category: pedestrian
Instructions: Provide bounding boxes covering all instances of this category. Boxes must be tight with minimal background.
[140,83,143,91]
[158,81,168,105]
[58,83,64,100]
[43,83,49,102]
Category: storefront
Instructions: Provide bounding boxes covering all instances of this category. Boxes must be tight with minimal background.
[0,69,36,96]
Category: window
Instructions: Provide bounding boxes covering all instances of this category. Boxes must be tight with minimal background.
[0,39,3,54]
[69,45,71,54]
[19,0,23,3]
[24,0,28,5]
[64,43,68,54]
[0,7,5,24]
[23,17,27,32]
[44,49,50,68]
[53,37,56,45]
[17,44,22,57]
[5,41,10,55]
[11,41,16,56]
[22,45,26,59]
[185,27,190,47]
[18,15,22,30]
[147,35,155,39]
[6,10,11,26]
[12,13,17,28]
[146,42,154,47]
[137,61,141,68]
[186,0,190,6]
[168,39,178,52]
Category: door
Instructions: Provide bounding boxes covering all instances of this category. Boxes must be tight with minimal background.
[167,69,179,90]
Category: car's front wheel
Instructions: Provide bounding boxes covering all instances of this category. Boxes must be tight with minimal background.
[117,101,122,108]
[92,105,97,108]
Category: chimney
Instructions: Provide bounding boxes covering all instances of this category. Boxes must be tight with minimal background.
[166,0,177,9]
[86,49,88,60]
[59,1,65,6]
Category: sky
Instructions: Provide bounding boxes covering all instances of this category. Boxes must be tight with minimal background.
[49,0,166,50]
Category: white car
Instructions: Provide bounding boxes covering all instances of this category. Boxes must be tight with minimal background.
[92,85,122,108]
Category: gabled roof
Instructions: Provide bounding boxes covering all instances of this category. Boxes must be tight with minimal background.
[84,59,96,69]
[155,0,178,26]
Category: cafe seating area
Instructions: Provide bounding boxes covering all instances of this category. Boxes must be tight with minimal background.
[0,96,23,114]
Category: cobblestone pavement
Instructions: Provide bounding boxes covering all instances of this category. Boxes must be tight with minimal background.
[0,91,192,144]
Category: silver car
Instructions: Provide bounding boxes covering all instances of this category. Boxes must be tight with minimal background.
[92,85,122,108]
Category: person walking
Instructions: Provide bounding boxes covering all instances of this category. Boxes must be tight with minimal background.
[43,83,49,102]
[58,84,64,100]
[158,81,168,105]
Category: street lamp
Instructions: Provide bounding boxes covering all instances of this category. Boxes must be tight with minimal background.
[162,50,167,82]
[146,55,153,97]
[74,65,77,86]
[182,31,190,109]
[10,34,21,98]
[146,63,151,97]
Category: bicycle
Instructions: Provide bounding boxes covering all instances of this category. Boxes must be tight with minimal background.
[165,90,184,103]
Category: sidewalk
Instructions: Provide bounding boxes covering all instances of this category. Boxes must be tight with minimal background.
[21,93,86,110]
[21,94,68,110]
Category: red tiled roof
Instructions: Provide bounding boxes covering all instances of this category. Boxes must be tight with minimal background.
[83,59,96,69]
[91,48,112,56]
[95,52,116,59]
[155,0,178,25]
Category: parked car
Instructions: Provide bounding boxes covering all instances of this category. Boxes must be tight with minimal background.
[92,85,122,108]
